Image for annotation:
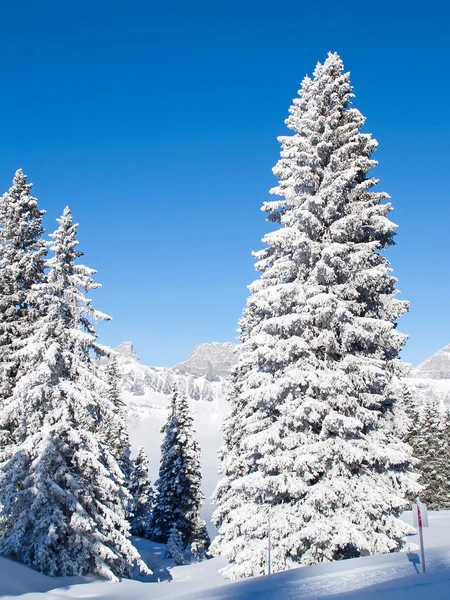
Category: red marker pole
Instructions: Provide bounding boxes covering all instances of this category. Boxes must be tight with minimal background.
[417,502,426,573]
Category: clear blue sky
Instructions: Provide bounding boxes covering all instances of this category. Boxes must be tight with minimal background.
[0,0,448,367]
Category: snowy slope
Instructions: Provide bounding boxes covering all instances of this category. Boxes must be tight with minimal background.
[2,511,450,599]
[113,342,237,530]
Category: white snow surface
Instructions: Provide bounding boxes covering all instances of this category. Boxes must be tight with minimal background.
[2,511,450,599]
[407,377,450,409]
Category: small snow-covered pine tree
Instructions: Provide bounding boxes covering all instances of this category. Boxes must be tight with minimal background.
[414,399,450,509]
[0,170,46,440]
[128,447,155,537]
[148,385,210,557]
[101,355,132,482]
[0,207,147,579]
[166,525,185,565]
[212,52,418,579]
[400,384,419,444]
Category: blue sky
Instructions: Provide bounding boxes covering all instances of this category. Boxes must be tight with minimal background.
[0,0,448,367]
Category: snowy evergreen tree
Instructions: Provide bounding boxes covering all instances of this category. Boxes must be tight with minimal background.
[212,53,418,579]
[0,170,46,440]
[148,385,210,557]
[400,384,421,447]
[166,525,185,565]
[101,355,132,482]
[414,399,450,509]
[0,207,148,579]
[128,447,155,537]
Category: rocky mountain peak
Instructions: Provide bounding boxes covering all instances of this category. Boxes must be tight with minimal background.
[114,341,142,364]
[173,342,238,381]
[411,344,450,380]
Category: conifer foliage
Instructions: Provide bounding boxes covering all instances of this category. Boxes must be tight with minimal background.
[412,399,450,510]
[166,525,186,565]
[128,446,155,537]
[0,170,46,422]
[0,207,147,579]
[212,53,418,579]
[149,385,210,558]
[102,356,132,482]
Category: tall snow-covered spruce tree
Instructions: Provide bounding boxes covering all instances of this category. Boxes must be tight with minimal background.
[0,170,46,439]
[212,53,418,579]
[0,207,147,580]
[149,385,210,558]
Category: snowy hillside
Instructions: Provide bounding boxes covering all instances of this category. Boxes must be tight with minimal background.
[2,511,450,599]
[113,342,237,529]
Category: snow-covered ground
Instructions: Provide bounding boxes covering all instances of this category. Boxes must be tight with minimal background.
[2,511,450,599]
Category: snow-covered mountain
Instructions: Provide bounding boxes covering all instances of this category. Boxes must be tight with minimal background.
[408,344,450,408]
[113,341,238,531]
[411,344,450,381]
[173,342,238,381]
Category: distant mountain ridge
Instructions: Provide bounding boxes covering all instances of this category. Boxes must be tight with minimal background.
[173,342,238,381]
[408,344,450,409]
[411,344,450,380]
[114,341,237,402]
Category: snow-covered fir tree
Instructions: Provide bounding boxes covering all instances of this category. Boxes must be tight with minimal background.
[400,383,422,448]
[166,525,185,565]
[0,170,46,441]
[400,384,415,439]
[212,52,418,579]
[148,385,210,557]
[128,446,155,537]
[101,355,132,482]
[413,399,450,509]
[0,207,148,579]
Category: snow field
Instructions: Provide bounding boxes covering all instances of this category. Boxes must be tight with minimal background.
[2,511,450,599]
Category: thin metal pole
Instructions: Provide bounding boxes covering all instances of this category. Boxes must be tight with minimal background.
[268,510,271,576]
[417,502,426,573]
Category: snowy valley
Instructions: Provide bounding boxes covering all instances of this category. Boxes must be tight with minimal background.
[113,341,237,530]
[115,340,450,530]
